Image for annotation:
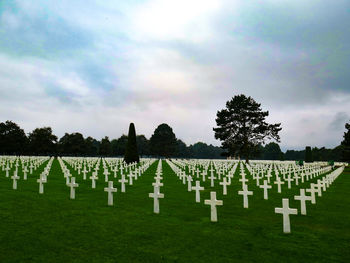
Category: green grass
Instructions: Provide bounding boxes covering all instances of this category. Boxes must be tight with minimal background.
[0,160,349,263]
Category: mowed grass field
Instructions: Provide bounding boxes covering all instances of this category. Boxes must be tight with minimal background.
[0,159,349,263]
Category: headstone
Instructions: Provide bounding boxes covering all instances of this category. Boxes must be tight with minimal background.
[104,181,117,206]
[11,172,20,190]
[294,189,312,215]
[260,180,272,200]
[219,177,229,195]
[67,177,79,199]
[204,191,223,222]
[192,180,204,203]
[238,184,253,208]
[149,185,164,214]
[274,198,298,233]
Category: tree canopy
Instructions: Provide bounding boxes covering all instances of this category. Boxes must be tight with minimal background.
[28,127,57,155]
[213,94,282,163]
[0,121,27,155]
[150,123,177,158]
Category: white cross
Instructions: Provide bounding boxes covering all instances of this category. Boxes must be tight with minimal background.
[5,165,10,177]
[192,181,204,203]
[149,185,164,214]
[90,173,98,189]
[274,176,284,193]
[103,169,110,182]
[82,166,88,180]
[219,177,230,195]
[37,175,45,194]
[204,191,223,222]
[239,175,248,187]
[104,181,117,206]
[195,168,201,178]
[294,189,312,215]
[238,184,253,208]
[306,184,317,204]
[202,170,206,182]
[274,198,298,233]
[11,172,20,190]
[118,174,128,192]
[67,177,79,199]
[187,175,193,192]
[285,174,294,189]
[127,171,134,185]
[208,174,216,187]
[294,174,300,186]
[260,180,272,200]
[23,166,28,180]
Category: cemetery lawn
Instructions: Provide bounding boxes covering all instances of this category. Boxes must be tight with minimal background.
[0,160,349,263]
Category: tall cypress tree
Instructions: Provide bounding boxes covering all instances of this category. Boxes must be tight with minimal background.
[124,123,140,164]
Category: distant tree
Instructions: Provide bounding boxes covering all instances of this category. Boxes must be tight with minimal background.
[175,139,191,158]
[28,127,57,155]
[136,135,150,157]
[85,136,100,156]
[57,133,86,156]
[305,146,313,163]
[341,122,350,162]
[213,94,282,163]
[150,123,177,158]
[99,136,112,156]
[124,123,140,163]
[0,121,27,155]
[188,142,225,159]
[111,135,128,156]
[263,142,282,160]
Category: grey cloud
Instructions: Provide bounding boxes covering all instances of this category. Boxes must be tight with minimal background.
[329,112,349,130]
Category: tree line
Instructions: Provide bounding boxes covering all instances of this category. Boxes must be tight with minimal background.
[0,121,224,158]
[1,119,348,162]
[251,142,346,162]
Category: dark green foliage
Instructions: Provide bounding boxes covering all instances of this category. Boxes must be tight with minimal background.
[187,142,224,159]
[150,123,177,158]
[341,122,350,163]
[136,135,150,157]
[28,127,57,155]
[111,135,128,156]
[0,120,28,155]
[85,136,100,156]
[99,136,112,156]
[305,146,313,163]
[57,133,86,156]
[213,94,282,163]
[124,123,139,164]
[262,142,283,160]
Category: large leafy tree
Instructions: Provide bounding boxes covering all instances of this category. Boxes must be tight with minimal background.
[341,122,350,162]
[28,127,57,155]
[213,94,282,163]
[150,123,177,158]
[57,133,86,156]
[111,135,128,156]
[99,136,112,156]
[263,142,283,160]
[136,135,150,157]
[0,120,28,155]
[124,123,140,163]
[85,136,100,156]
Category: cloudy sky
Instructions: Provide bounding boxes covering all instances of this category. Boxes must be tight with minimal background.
[0,0,349,151]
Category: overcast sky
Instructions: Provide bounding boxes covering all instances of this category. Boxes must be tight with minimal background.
[0,0,349,151]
